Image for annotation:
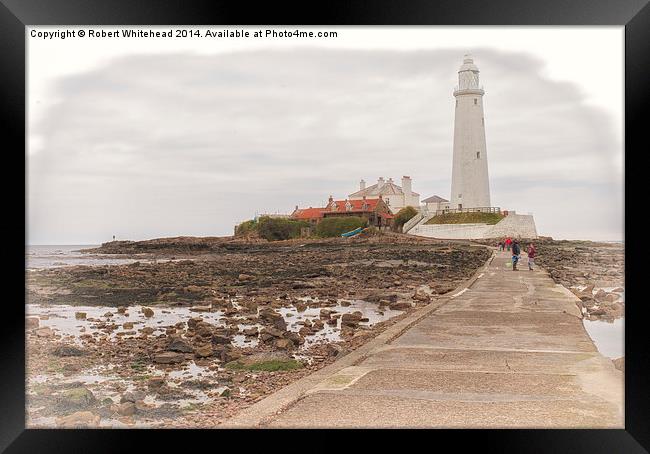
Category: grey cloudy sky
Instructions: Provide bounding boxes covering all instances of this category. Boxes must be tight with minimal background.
[27,28,623,243]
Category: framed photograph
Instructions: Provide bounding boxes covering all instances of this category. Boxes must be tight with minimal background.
[2,0,647,452]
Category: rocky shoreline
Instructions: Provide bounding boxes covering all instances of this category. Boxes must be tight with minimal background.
[26,233,491,428]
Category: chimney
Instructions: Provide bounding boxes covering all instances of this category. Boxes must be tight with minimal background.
[388,177,393,184]
[360,179,366,191]
[377,177,385,189]
[295,205,298,211]
[401,176,412,197]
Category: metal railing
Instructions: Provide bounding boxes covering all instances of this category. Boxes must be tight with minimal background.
[434,207,501,216]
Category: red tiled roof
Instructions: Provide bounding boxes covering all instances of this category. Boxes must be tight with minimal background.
[293,198,384,220]
[330,198,380,212]
[292,207,326,220]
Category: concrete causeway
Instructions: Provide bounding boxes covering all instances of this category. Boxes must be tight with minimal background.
[225,249,624,428]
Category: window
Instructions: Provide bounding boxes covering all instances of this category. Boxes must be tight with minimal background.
[482,117,484,125]
[474,98,477,105]
[477,152,480,159]
[458,194,462,198]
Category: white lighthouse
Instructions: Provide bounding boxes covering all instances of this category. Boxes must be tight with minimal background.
[450,54,491,210]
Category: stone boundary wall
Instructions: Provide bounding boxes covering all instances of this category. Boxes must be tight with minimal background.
[410,223,492,239]
[409,213,538,239]
[486,213,538,239]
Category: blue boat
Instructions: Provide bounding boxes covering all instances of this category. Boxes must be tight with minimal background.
[341,227,364,238]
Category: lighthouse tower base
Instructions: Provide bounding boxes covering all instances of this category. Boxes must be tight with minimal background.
[409,213,538,240]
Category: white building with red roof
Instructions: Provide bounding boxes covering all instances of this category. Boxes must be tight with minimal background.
[348,176,420,213]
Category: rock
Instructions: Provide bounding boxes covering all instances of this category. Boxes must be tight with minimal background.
[611,287,624,293]
[147,377,165,389]
[260,326,284,338]
[389,301,412,310]
[117,415,135,425]
[141,307,154,318]
[285,332,305,346]
[63,363,82,373]
[56,411,100,428]
[103,311,114,318]
[26,317,40,329]
[580,284,595,296]
[187,317,203,330]
[294,302,307,312]
[167,337,193,353]
[413,287,431,302]
[58,387,96,409]
[326,344,349,358]
[239,301,259,313]
[605,293,619,303]
[341,312,363,327]
[215,346,241,363]
[190,305,212,312]
[235,351,292,365]
[140,327,155,335]
[195,322,215,338]
[211,334,232,345]
[194,344,213,358]
[365,293,397,303]
[319,309,333,320]
[325,318,337,326]
[238,273,254,282]
[219,387,232,398]
[35,327,54,338]
[605,302,624,317]
[259,308,287,331]
[298,326,313,336]
[75,312,87,320]
[242,327,258,336]
[274,338,294,350]
[122,322,135,330]
[117,306,127,314]
[292,281,316,289]
[594,289,608,302]
[259,333,274,343]
[613,357,625,372]
[153,352,185,364]
[52,345,85,357]
[339,300,351,307]
[120,391,145,403]
[116,402,137,416]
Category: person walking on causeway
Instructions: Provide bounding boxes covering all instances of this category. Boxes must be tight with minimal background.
[527,242,536,271]
[511,239,521,271]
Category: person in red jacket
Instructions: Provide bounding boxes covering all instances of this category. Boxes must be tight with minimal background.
[505,237,512,251]
[527,242,537,271]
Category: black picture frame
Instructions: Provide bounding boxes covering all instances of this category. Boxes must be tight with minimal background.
[2,0,647,452]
